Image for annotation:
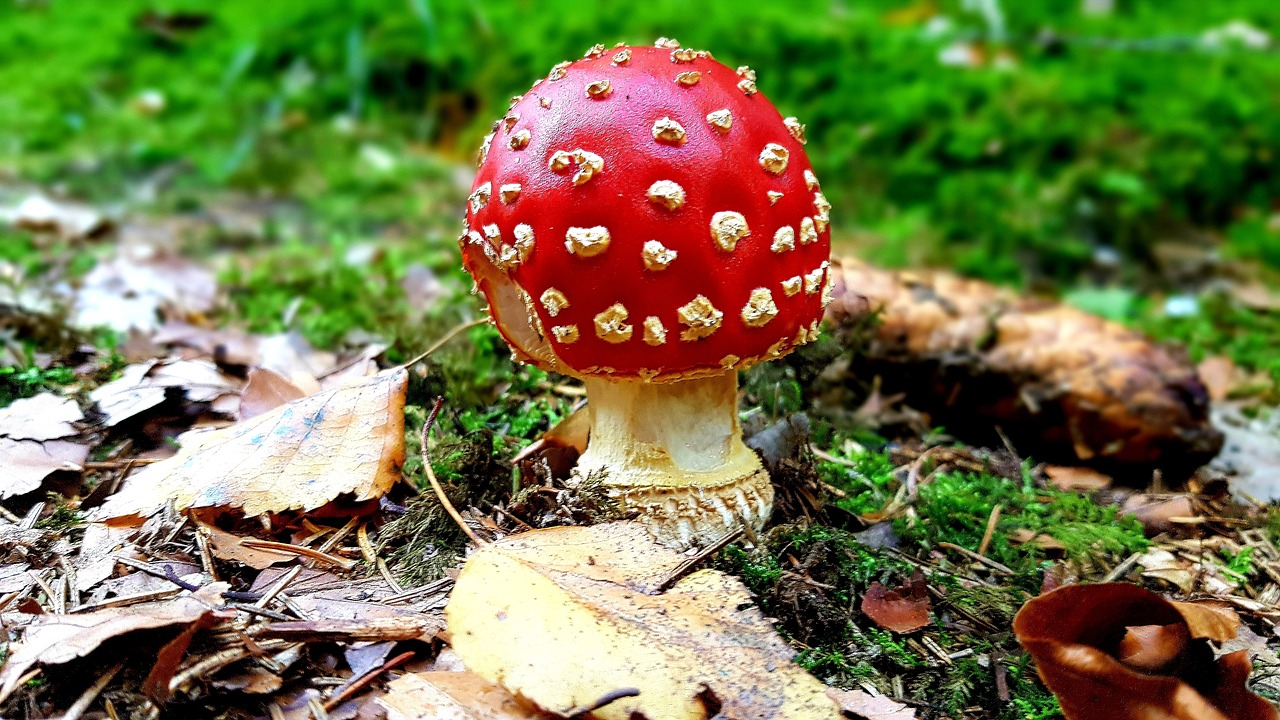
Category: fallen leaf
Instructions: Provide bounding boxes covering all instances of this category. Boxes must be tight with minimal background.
[195,520,295,569]
[0,393,83,441]
[379,672,549,720]
[1007,529,1067,553]
[1043,465,1112,492]
[0,438,89,498]
[238,367,308,420]
[1,194,109,238]
[1136,549,1196,593]
[70,248,217,332]
[1122,494,1197,535]
[92,369,406,520]
[446,522,839,720]
[0,583,233,702]
[1196,356,1241,403]
[90,359,244,427]
[825,688,916,720]
[861,570,931,634]
[1013,583,1278,720]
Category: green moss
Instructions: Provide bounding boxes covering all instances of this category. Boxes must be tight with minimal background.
[0,366,76,408]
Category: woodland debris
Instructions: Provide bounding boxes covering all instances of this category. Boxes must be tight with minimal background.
[379,671,552,720]
[0,393,89,498]
[89,358,243,427]
[0,583,233,702]
[92,368,407,521]
[446,522,840,720]
[69,247,218,333]
[823,260,1223,478]
[825,688,916,720]
[0,193,110,239]
[861,570,932,634]
[1013,583,1279,720]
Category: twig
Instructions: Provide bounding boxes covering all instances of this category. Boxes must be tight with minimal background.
[558,688,642,718]
[977,504,1002,558]
[1102,551,1142,582]
[422,397,486,547]
[656,528,743,592]
[322,650,415,711]
[61,661,125,720]
[256,566,302,608]
[937,542,1015,575]
[168,639,294,694]
[239,539,357,570]
[0,504,21,523]
[397,317,487,370]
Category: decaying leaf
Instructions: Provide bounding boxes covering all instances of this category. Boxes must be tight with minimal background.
[825,688,916,720]
[446,522,840,720]
[1210,405,1280,501]
[1043,464,1112,492]
[1,193,110,238]
[379,672,549,720]
[92,368,407,521]
[70,248,218,333]
[861,571,931,633]
[824,260,1223,476]
[238,366,308,420]
[1013,582,1279,720]
[0,584,233,702]
[90,358,243,427]
[0,393,89,498]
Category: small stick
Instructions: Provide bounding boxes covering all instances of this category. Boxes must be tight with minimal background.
[256,566,302,609]
[937,542,1015,575]
[422,397,486,547]
[656,528,743,592]
[397,318,487,370]
[1102,552,1142,583]
[61,661,125,720]
[322,650,415,711]
[239,539,357,570]
[558,688,642,718]
[977,504,1002,558]
[0,504,21,523]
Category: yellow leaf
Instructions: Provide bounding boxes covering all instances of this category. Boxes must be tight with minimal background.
[379,672,549,719]
[93,369,406,520]
[446,522,839,720]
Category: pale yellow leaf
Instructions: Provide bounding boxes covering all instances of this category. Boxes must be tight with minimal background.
[447,522,839,720]
[92,369,406,520]
[379,672,549,720]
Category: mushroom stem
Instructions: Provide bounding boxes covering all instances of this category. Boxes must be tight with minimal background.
[575,372,773,547]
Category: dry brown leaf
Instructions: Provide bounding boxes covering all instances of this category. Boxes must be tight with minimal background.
[1122,495,1197,535]
[379,672,549,720]
[90,359,244,426]
[1013,583,1278,720]
[1007,529,1067,552]
[1043,464,1112,492]
[0,583,233,702]
[1136,549,1197,593]
[1168,600,1239,642]
[824,260,1222,476]
[1197,356,1241,403]
[238,367,308,420]
[825,688,916,720]
[195,520,295,569]
[92,368,406,521]
[447,522,839,720]
[70,248,217,333]
[0,438,89,499]
[1,194,109,238]
[0,393,83,441]
[861,571,931,634]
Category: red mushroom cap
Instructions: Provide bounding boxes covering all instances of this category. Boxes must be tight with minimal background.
[462,39,832,381]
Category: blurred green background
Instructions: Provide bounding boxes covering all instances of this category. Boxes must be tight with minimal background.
[2,0,1278,284]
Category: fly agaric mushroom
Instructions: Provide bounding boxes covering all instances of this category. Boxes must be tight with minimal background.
[460,39,832,547]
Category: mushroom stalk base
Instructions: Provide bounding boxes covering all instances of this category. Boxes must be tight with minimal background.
[573,372,773,548]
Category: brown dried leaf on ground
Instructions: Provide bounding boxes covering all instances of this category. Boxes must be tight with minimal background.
[1,193,110,239]
[825,688,916,720]
[379,672,552,719]
[70,247,217,333]
[823,260,1223,477]
[238,367,308,420]
[0,393,89,498]
[89,358,244,427]
[91,368,407,521]
[0,393,83,441]
[446,522,840,720]
[0,583,233,702]
[1013,583,1279,720]
[861,570,931,634]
